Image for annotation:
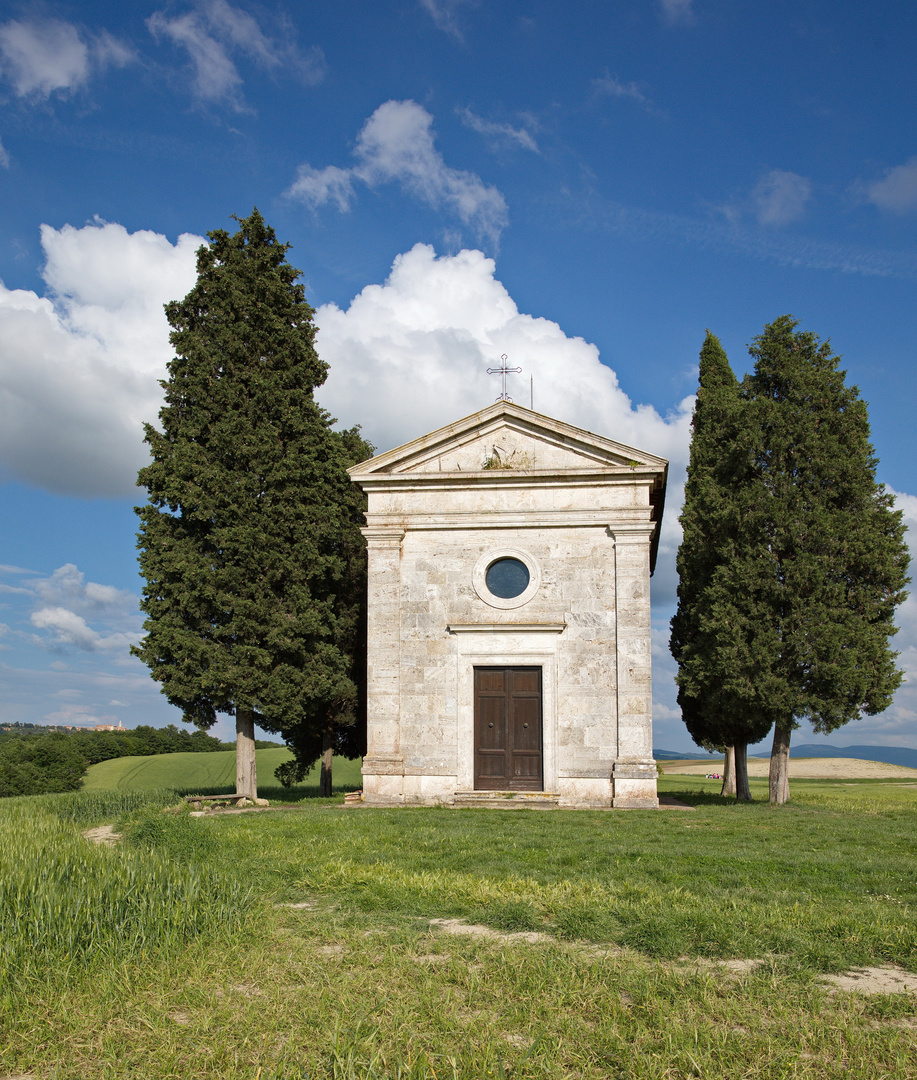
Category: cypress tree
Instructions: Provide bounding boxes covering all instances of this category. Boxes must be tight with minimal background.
[670,332,771,800]
[133,210,371,799]
[742,316,909,803]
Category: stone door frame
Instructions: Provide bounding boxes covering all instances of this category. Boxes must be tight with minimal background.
[451,631,561,793]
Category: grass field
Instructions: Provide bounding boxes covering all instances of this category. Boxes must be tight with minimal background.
[2,776,916,1079]
[82,747,363,795]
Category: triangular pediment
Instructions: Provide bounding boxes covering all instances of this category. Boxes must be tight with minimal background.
[349,402,668,478]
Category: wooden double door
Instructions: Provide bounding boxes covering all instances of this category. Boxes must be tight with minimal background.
[473,667,543,791]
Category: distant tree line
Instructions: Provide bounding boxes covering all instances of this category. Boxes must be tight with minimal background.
[0,724,278,798]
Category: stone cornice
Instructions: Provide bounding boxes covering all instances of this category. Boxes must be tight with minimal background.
[363,510,654,531]
[446,623,567,633]
[354,466,666,491]
[607,524,657,543]
[361,527,405,543]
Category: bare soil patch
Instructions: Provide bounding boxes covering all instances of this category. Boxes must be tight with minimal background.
[663,757,917,780]
[823,966,917,994]
[680,957,765,979]
[82,824,122,846]
[430,917,552,946]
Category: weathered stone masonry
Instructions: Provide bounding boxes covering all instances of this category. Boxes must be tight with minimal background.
[349,401,667,808]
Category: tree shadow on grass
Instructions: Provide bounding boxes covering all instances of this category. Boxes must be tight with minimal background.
[660,786,772,809]
[173,783,358,805]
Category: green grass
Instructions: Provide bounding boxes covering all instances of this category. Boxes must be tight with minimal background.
[2,779,916,1079]
[0,800,254,986]
[82,746,363,794]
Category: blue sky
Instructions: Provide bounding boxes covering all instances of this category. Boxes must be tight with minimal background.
[0,0,915,751]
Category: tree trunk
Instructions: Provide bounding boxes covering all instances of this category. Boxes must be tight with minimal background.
[236,707,258,800]
[319,729,333,797]
[734,740,752,802]
[720,746,737,797]
[768,722,791,805]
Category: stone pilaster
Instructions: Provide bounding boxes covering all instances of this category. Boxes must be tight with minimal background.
[361,528,405,802]
[609,524,658,807]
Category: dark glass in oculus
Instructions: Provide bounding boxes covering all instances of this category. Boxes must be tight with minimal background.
[485,558,530,599]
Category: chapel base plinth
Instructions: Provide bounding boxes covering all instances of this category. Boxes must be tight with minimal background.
[611,760,659,808]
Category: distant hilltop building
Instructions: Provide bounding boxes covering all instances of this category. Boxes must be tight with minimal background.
[0,719,126,732]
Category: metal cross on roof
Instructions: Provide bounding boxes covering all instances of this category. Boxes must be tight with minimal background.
[487,354,522,402]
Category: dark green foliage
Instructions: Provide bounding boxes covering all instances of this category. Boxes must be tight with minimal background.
[740,317,909,734]
[133,210,372,774]
[672,317,909,800]
[65,724,224,763]
[670,332,772,759]
[0,733,88,796]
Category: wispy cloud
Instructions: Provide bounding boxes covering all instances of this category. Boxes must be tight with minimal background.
[287,100,509,247]
[750,169,812,226]
[861,157,917,215]
[419,0,478,42]
[147,0,325,110]
[715,169,813,229]
[592,73,653,109]
[0,17,133,100]
[591,197,917,279]
[457,108,539,153]
[658,0,695,28]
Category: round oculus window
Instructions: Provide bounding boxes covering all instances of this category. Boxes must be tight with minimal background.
[485,557,530,599]
[472,547,541,610]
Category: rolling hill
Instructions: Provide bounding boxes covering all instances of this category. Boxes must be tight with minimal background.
[82,748,363,792]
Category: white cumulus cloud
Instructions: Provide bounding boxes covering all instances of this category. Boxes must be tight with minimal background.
[0,17,132,99]
[0,220,202,496]
[314,241,693,471]
[287,100,509,247]
[23,564,141,655]
[31,564,134,614]
[313,243,692,609]
[288,165,355,212]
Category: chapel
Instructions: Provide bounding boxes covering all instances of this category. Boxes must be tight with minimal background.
[348,401,668,808]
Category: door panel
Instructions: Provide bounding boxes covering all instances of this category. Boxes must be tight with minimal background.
[474,667,543,790]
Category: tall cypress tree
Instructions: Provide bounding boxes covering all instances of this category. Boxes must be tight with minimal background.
[742,316,909,803]
[133,210,371,799]
[670,332,771,800]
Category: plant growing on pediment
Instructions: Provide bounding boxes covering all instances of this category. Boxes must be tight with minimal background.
[482,446,532,470]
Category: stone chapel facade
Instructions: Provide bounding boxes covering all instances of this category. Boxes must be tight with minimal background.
[348,402,668,809]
